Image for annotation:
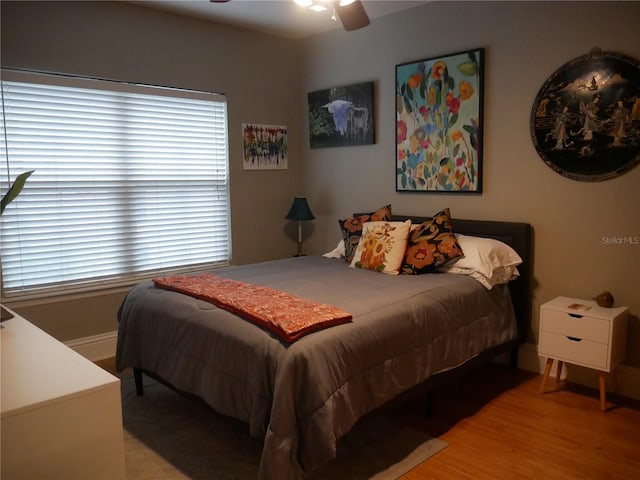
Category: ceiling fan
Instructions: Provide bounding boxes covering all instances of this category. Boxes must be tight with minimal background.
[210,0,371,32]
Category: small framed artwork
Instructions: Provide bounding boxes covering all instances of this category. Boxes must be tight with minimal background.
[396,48,484,193]
[307,81,374,148]
[242,123,288,170]
[530,48,640,182]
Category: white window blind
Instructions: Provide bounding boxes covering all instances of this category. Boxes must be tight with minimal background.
[1,70,230,299]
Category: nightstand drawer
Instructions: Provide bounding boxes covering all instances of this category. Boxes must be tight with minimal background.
[539,331,608,370]
[541,309,609,343]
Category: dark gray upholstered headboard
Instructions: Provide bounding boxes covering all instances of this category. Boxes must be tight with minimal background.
[355,214,533,343]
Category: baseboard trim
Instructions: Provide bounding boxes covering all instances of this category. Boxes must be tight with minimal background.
[65,330,118,362]
[517,342,640,401]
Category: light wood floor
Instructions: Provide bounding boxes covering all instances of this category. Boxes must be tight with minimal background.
[392,365,640,480]
[98,358,640,479]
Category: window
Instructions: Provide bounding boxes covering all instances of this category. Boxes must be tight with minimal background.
[1,70,230,299]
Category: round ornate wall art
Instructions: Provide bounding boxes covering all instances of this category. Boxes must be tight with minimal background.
[530,48,640,182]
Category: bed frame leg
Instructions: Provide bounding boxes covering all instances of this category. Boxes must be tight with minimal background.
[134,368,144,396]
[425,390,434,419]
[509,345,519,369]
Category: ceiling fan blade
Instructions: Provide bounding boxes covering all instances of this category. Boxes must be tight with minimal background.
[336,0,370,31]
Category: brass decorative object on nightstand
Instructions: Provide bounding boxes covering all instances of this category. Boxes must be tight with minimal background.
[594,291,615,308]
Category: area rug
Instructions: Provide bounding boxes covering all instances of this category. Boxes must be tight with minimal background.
[122,376,447,480]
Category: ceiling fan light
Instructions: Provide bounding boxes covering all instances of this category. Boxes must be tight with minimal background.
[309,4,328,12]
[294,0,313,7]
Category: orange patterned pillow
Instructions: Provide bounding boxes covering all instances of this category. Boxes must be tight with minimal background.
[401,208,463,274]
[338,204,392,264]
[350,220,411,275]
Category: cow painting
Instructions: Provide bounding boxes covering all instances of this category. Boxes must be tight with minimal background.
[308,82,374,148]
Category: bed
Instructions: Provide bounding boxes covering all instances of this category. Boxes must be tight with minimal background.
[116,213,532,480]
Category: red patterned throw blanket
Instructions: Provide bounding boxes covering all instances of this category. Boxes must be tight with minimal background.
[153,273,352,343]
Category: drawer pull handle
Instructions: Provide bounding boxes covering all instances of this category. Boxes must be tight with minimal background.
[568,313,583,319]
[567,336,582,342]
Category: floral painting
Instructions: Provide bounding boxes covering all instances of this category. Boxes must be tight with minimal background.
[396,49,484,192]
[242,123,288,170]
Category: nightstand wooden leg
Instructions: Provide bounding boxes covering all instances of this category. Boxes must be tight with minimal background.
[555,360,563,385]
[599,372,607,412]
[540,358,554,394]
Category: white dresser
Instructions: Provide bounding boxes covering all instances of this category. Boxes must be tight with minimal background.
[538,296,628,411]
[0,306,126,480]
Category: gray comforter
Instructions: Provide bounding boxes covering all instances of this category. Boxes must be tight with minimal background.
[116,255,517,479]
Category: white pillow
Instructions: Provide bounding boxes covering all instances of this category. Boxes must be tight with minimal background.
[437,234,522,289]
[349,220,411,275]
[323,239,345,258]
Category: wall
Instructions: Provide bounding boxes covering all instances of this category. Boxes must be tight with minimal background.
[2,1,639,375]
[299,1,640,366]
[1,0,305,340]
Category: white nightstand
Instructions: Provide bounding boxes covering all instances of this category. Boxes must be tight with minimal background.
[538,296,628,411]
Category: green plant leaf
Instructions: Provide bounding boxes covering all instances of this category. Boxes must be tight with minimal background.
[1,170,34,215]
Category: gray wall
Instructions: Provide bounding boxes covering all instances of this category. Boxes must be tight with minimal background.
[2,1,640,369]
[1,0,305,338]
[298,1,640,365]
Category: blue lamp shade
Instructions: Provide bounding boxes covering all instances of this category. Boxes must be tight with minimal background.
[285,197,314,256]
[285,197,315,221]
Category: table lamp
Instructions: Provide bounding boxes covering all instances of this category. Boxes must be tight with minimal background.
[285,197,315,256]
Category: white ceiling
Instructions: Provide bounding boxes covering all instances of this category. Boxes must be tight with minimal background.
[129,0,430,39]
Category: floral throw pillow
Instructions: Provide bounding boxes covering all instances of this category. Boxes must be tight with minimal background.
[401,208,463,274]
[338,204,392,264]
[350,220,411,275]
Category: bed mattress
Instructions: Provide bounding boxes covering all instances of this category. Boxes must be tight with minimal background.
[116,255,517,479]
